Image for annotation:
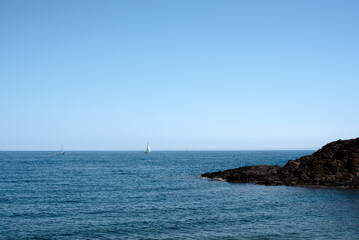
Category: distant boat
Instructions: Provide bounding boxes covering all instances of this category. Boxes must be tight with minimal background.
[52,153,56,156]
[60,144,66,155]
[145,143,151,154]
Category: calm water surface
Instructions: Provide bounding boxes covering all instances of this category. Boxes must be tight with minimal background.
[1,151,359,239]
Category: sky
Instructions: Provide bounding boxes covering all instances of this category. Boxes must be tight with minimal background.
[1,0,359,150]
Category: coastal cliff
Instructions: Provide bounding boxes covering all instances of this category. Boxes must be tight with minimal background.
[201,138,359,188]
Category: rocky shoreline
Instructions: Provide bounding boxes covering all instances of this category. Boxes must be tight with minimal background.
[201,138,359,189]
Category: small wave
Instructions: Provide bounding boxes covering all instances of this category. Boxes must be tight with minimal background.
[200,176,226,182]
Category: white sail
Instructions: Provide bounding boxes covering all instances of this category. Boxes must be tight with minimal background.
[145,143,151,154]
[60,144,66,155]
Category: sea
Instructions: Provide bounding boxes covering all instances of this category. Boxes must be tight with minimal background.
[1,151,359,239]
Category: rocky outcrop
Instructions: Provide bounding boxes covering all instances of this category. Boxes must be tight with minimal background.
[201,138,359,188]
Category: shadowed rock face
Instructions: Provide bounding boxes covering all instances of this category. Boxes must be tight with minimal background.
[201,138,359,188]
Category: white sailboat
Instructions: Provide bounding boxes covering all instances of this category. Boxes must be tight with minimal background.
[145,143,151,154]
[60,144,66,155]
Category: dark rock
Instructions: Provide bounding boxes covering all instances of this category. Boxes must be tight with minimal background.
[202,165,281,185]
[201,138,359,188]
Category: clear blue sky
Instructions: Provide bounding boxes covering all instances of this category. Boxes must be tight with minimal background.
[1,0,358,150]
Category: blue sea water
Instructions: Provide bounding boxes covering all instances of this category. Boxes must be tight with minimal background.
[1,151,359,239]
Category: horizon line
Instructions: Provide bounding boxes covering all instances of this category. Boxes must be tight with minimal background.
[0,149,317,152]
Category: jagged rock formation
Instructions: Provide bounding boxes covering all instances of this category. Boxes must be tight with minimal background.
[201,138,359,188]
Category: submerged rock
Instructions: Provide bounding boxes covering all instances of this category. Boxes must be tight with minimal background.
[201,138,359,188]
